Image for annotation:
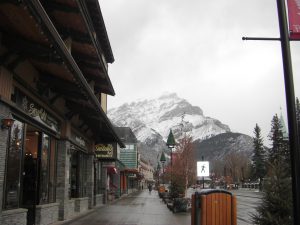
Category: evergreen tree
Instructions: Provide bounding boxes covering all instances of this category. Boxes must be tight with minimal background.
[251,124,266,188]
[252,115,292,225]
[268,114,285,163]
[296,98,300,123]
[252,159,293,225]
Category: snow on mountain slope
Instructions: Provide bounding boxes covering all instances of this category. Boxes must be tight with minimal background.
[108,93,230,143]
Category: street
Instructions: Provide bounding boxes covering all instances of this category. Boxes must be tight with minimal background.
[57,189,262,225]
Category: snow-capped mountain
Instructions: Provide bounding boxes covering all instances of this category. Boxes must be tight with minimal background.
[108,93,243,164]
[108,93,230,143]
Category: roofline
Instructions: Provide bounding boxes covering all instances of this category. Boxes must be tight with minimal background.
[76,0,115,96]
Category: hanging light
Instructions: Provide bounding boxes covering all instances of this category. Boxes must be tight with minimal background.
[1,113,15,129]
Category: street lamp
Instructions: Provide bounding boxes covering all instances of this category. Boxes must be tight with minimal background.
[156,163,161,185]
[160,151,166,185]
[166,129,176,186]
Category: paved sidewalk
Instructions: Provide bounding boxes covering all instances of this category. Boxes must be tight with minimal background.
[55,190,190,225]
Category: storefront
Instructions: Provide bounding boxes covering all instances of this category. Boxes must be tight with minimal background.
[0,1,125,225]
[94,143,125,202]
[2,87,61,225]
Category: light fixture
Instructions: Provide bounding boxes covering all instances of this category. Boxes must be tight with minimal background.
[1,113,15,129]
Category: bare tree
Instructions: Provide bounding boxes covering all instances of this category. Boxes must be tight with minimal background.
[171,135,196,197]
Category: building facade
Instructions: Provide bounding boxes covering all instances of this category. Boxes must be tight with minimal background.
[114,127,141,194]
[0,1,123,225]
[139,158,155,189]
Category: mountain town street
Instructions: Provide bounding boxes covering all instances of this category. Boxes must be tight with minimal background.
[54,188,262,225]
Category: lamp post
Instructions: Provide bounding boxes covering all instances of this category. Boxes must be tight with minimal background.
[156,163,161,185]
[160,151,166,185]
[166,129,176,185]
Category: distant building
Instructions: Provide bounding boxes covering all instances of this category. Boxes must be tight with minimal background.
[114,127,140,193]
[139,158,155,188]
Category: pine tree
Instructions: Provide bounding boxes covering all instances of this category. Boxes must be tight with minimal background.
[252,159,293,225]
[268,114,285,163]
[296,98,300,123]
[252,115,293,225]
[251,124,266,188]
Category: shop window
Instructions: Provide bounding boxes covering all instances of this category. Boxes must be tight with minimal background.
[3,120,24,209]
[96,162,102,194]
[70,151,88,198]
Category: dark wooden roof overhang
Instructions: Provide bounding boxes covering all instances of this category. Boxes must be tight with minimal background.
[0,0,124,147]
[39,0,115,96]
[85,0,114,63]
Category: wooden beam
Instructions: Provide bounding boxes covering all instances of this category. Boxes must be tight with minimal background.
[2,33,62,63]
[6,56,26,70]
[72,52,98,63]
[39,73,87,100]
[77,61,101,70]
[50,93,62,104]
[41,1,80,14]
[56,26,91,44]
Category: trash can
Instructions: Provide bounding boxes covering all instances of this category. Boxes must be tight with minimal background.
[191,189,237,225]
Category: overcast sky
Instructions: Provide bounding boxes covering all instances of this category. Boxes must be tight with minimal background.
[100,0,300,143]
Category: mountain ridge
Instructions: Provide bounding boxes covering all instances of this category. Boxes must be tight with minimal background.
[108,93,253,165]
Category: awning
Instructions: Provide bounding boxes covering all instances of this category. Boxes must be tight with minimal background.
[106,166,117,174]
[123,168,139,174]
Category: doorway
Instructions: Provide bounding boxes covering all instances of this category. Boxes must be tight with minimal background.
[22,125,40,225]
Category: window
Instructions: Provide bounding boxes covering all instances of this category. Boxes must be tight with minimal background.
[96,162,102,194]
[3,120,24,209]
[70,151,88,198]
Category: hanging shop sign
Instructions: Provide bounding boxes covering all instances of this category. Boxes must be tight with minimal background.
[95,143,116,159]
[14,88,60,133]
[287,0,300,39]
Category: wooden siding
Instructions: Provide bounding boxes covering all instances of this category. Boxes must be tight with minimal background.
[0,67,13,100]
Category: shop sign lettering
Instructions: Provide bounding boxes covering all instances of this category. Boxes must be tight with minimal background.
[95,144,114,158]
[20,95,60,133]
[75,136,86,147]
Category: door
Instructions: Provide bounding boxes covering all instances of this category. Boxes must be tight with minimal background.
[22,126,40,225]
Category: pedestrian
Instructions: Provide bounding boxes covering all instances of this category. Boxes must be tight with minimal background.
[148,184,152,193]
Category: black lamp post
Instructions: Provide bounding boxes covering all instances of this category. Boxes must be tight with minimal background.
[156,163,161,185]
[166,129,176,185]
[160,151,166,185]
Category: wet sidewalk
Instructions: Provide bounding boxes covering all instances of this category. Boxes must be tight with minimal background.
[57,190,190,225]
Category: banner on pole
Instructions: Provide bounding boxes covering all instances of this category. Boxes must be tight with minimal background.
[287,0,300,39]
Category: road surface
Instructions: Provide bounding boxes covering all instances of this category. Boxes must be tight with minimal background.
[56,188,262,225]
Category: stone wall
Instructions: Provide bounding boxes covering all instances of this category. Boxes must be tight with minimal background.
[74,197,89,213]
[0,103,10,222]
[67,199,75,218]
[2,208,27,225]
[56,140,71,220]
[35,203,59,225]
[95,194,104,207]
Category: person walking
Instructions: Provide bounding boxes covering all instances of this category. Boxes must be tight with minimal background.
[148,183,152,194]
